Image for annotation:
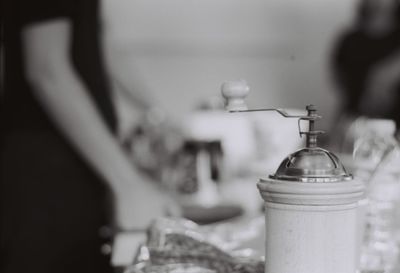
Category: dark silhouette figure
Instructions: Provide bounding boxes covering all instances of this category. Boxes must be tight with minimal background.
[332,0,400,130]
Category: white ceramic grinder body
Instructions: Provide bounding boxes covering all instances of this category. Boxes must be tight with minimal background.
[258,176,364,273]
[253,106,365,273]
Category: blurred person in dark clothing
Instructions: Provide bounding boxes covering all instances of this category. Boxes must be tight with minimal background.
[1,0,178,273]
[331,0,400,135]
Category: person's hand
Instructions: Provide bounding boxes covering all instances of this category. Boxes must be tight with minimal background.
[111,178,181,267]
[113,177,181,231]
[124,109,184,182]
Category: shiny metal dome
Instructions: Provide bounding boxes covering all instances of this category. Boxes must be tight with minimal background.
[269,147,352,183]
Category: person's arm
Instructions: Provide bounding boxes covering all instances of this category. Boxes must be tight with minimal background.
[22,19,176,229]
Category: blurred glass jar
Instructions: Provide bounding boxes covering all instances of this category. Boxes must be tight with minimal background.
[352,118,400,272]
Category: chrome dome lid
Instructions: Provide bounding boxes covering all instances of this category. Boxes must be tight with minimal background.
[269,147,352,182]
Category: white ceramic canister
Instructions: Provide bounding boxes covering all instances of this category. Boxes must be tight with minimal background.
[258,144,365,273]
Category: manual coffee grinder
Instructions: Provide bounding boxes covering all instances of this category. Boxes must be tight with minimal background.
[221,81,365,273]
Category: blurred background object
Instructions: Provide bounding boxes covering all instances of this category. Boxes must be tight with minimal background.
[330,0,400,150]
[351,118,400,272]
[123,217,265,273]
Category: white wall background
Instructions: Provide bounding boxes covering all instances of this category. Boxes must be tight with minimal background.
[102,0,358,131]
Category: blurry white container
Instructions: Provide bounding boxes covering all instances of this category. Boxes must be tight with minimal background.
[352,118,400,272]
[182,109,256,177]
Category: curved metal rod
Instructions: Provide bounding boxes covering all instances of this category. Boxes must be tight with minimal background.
[229,108,321,120]
[230,107,323,143]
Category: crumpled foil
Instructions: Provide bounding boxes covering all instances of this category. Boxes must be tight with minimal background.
[124,217,265,273]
